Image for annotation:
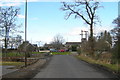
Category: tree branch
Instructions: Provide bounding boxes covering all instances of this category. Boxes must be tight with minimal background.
[85,2,92,19]
[67,5,91,25]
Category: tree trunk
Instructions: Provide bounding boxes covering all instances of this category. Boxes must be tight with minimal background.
[89,23,94,56]
[4,26,8,54]
[90,24,93,38]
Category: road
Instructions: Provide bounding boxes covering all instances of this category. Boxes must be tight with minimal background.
[33,55,117,78]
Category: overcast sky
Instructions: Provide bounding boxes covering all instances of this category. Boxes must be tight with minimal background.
[0,0,118,46]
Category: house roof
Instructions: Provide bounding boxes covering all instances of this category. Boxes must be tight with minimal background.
[32,44,38,47]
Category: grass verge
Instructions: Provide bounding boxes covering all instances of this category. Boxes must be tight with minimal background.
[32,52,45,54]
[51,52,71,55]
[0,53,2,57]
[0,61,24,66]
[76,55,120,73]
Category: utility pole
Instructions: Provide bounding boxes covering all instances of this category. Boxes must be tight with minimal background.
[80,30,83,41]
[84,31,88,41]
[80,30,88,42]
[25,0,27,42]
[25,0,27,67]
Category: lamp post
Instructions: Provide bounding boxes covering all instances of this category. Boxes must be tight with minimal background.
[25,0,27,67]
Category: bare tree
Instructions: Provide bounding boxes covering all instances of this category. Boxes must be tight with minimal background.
[0,6,20,52]
[50,34,65,50]
[8,35,23,49]
[61,0,101,55]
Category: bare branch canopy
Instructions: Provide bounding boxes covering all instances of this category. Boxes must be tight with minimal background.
[61,0,101,55]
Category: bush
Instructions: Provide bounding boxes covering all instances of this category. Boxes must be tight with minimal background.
[77,48,81,55]
[111,44,120,64]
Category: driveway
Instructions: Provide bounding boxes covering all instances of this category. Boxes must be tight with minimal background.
[0,66,18,76]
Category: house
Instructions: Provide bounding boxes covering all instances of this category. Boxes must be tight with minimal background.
[32,44,39,52]
[66,42,81,46]
[18,41,36,53]
[43,43,53,50]
[65,42,81,51]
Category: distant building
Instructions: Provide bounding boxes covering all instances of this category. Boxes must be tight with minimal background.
[43,43,53,50]
[32,44,38,47]
[65,42,81,51]
[32,44,39,52]
[18,41,37,53]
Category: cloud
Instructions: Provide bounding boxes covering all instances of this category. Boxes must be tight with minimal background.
[0,0,118,7]
[0,0,119,3]
[0,0,41,3]
[67,27,89,36]
[64,26,113,42]
[18,15,40,20]
[17,15,25,19]
[30,17,39,20]
[67,26,113,36]
[0,0,40,7]
[94,26,113,34]
[0,2,22,7]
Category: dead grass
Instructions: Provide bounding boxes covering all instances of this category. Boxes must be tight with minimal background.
[77,54,120,72]
[0,61,24,66]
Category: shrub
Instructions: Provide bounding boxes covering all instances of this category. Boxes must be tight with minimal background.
[77,48,81,55]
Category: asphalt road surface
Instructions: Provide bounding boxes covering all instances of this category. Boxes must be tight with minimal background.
[33,55,117,78]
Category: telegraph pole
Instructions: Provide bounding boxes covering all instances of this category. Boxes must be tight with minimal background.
[84,31,88,41]
[25,0,27,42]
[25,0,27,67]
[81,30,83,39]
[80,30,88,42]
